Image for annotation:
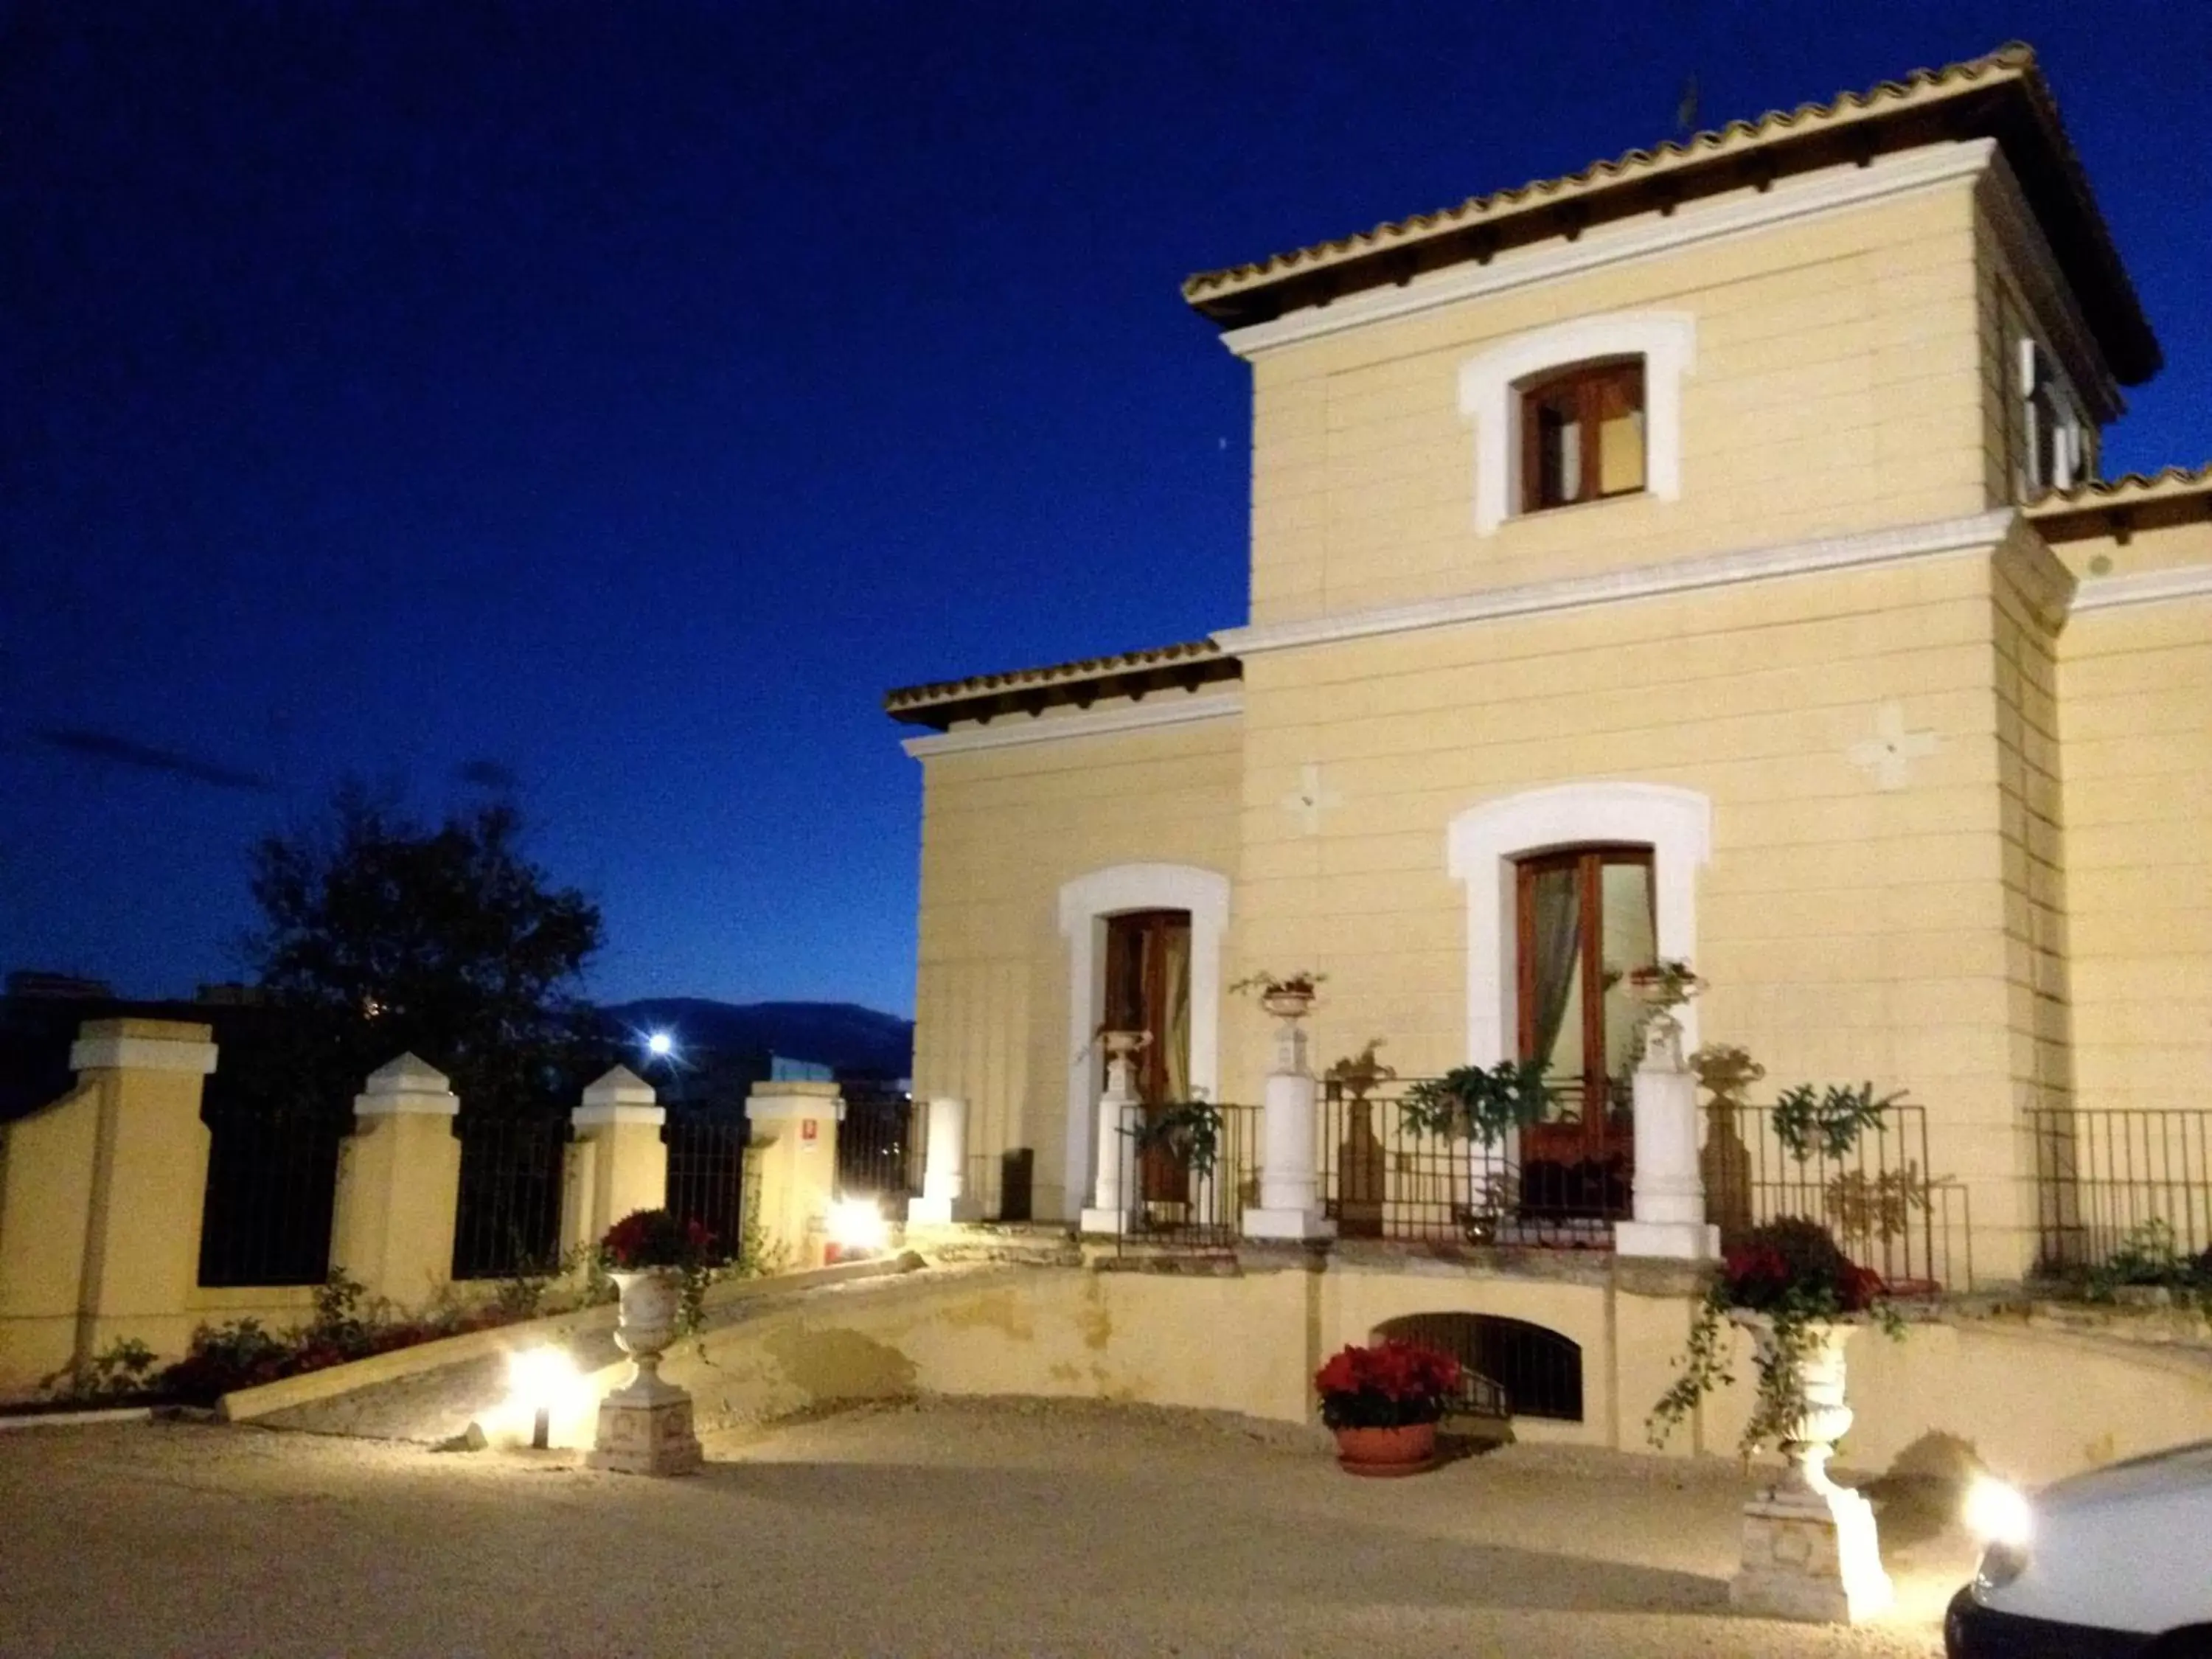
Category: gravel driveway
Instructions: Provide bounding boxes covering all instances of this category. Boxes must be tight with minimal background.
[0,1399,1969,1656]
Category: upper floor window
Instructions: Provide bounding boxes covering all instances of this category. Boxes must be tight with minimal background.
[1520,360,1646,512]
[1459,311,1694,538]
[2019,337,2089,498]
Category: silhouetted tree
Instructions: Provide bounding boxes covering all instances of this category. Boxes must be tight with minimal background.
[241,787,610,1117]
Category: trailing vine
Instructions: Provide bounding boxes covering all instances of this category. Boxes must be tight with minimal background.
[1645,1217,1905,1458]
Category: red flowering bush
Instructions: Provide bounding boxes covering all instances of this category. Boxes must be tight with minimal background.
[599,1209,716,1271]
[1649,1217,1903,1456]
[1720,1217,1885,1314]
[1313,1338,1463,1430]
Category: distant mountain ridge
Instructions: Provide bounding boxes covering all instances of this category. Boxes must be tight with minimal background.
[599,998,913,1078]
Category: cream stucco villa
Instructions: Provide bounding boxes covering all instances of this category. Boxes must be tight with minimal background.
[885,44,2211,1286]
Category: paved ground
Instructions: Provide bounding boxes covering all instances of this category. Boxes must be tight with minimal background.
[0,1399,1974,1657]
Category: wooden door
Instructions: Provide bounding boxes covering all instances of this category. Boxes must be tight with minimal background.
[1103,909,1192,1203]
[1515,848,1653,1216]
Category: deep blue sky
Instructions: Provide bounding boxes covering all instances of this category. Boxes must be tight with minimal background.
[4,2,2207,1015]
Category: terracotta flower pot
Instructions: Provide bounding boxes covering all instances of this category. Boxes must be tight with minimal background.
[1332,1421,1439,1477]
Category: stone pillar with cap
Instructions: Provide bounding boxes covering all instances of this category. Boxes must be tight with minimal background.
[1242,997,1335,1243]
[908,1094,977,1225]
[1080,1036,1144,1234]
[0,1018,221,1385]
[564,1065,669,1254]
[330,1053,462,1307]
[1614,1014,1720,1261]
[742,1079,844,1269]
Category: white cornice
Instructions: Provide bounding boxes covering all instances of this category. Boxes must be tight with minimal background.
[1220,139,1997,360]
[2072,564,2212,614]
[1214,510,2019,656]
[901,689,1242,758]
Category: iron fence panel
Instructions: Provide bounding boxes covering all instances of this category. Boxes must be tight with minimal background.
[1313,1083,1969,1289]
[1103,1102,1259,1256]
[450,1114,571,1280]
[836,1090,924,1218]
[662,1115,748,1265]
[2029,1107,2212,1276]
[196,1107,348,1287]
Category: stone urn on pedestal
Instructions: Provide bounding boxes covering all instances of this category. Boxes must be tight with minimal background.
[1647,1214,1902,1624]
[1730,1314,1892,1624]
[588,1211,706,1476]
[1324,1040,1394,1239]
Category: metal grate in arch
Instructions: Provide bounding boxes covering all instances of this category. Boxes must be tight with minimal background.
[1373,1312,1585,1423]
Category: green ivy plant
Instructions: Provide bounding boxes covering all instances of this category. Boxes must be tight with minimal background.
[1399,1058,1550,1146]
[1127,1098,1225,1175]
[2084,1219,2212,1305]
[1771,1082,1908,1163]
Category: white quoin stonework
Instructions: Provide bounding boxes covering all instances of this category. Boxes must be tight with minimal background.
[908,1095,976,1225]
[1242,1009,1335,1242]
[1613,1015,1720,1260]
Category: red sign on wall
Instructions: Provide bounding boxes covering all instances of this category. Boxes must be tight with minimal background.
[801,1119,818,1142]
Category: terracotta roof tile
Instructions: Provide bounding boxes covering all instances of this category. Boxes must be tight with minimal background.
[883,639,1233,716]
[1180,42,2157,383]
[2026,461,2212,540]
[1183,45,2037,302]
[2029,461,2212,510]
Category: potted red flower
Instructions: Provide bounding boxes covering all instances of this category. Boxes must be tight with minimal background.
[1313,1338,1462,1475]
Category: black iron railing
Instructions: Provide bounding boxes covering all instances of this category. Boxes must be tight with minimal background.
[1703,1101,1964,1292]
[663,1114,749,1265]
[1314,1083,1966,1287]
[196,1106,348,1287]
[836,1089,924,1218]
[1318,1081,1625,1249]
[1103,1102,1260,1256]
[450,1114,571,1280]
[2029,1107,2212,1276]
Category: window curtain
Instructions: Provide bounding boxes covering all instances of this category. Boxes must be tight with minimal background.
[1161,925,1192,1100]
[1530,868,1582,1079]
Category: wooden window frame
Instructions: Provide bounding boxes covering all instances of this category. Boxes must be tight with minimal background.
[1517,358,1646,515]
[1514,844,1655,1141]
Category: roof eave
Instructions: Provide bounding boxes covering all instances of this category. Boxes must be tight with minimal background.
[1183,51,2160,386]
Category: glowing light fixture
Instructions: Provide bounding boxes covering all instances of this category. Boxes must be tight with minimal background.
[646,1031,674,1058]
[505,1346,582,1450]
[1964,1475,2033,1548]
[827,1196,888,1256]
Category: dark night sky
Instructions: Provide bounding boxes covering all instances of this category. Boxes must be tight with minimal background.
[3,2,2207,1015]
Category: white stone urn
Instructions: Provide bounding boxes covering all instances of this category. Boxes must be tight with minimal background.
[1259,985,1315,1021]
[590,1265,704,1476]
[610,1267,684,1377]
[1098,1029,1150,1099]
[1627,962,1704,1052]
[1731,1312,1857,1496]
[1728,1311,1892,1623]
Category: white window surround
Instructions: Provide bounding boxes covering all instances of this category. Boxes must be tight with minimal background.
[1458,311,1697,537]
[1445,782,1712,1066]
[1057,862,1230,1220]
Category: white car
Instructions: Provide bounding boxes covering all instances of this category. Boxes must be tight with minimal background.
[1946,1440,2212,1656]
